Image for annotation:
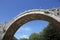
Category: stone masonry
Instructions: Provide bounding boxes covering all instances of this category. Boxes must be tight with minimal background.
[0,8,60,40]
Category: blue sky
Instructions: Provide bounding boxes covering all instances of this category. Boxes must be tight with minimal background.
[0,0,60,39]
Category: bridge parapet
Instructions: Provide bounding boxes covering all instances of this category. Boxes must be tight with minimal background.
[51,8,60,17]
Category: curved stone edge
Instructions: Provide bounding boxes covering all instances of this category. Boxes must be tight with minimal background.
[5,8,60,30]
[0,8,60,40]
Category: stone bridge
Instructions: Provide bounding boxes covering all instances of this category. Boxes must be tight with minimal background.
[0,8,60,40]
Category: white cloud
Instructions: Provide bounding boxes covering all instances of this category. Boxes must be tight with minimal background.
[19,35,29,39]
[20,27,31,31]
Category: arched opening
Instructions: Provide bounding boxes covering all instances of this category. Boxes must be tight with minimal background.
[2,14,60,40]
[14,20,49,40]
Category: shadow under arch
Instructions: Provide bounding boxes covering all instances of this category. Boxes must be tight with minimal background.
[3,14,60,40]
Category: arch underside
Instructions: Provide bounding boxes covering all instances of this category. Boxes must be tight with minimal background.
[3,14,60,40]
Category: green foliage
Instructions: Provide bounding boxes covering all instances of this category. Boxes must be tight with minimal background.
[29,33,40,40]
[42,23,60,40]
[19,23,60,40]
[20,38,28,40]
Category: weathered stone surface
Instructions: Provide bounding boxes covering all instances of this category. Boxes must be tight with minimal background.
[0,8,60,40]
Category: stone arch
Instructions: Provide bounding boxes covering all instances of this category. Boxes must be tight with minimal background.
[2,9,60,40]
